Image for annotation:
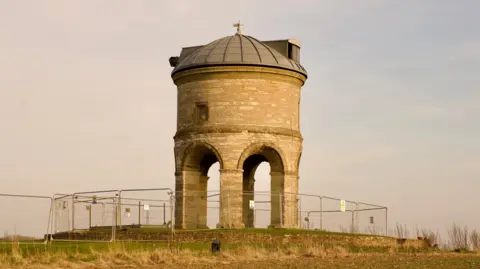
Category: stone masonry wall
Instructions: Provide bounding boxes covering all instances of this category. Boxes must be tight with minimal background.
[172,66,307,229]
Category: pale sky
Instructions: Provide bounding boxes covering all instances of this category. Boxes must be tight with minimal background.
[1,0,479,238]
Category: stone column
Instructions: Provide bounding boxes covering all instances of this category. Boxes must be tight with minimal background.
[174,170,203,229]
[218,169,245,228]
[270,171,284,228]
[242,177,255,228]
[174,172,183,229]
[283,173,299,228]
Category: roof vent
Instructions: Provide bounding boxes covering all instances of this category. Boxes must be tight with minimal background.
[169,56,179,67]
[287,42,300,62]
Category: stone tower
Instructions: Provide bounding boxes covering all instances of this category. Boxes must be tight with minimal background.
[169,26,307,229]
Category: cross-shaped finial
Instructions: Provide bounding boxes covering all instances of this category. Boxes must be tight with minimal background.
[233,21,244,35]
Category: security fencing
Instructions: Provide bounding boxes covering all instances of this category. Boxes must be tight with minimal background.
[248,192,273,228]
[172,190,386,235]
[356,202,388,235]
[205,191,221,229]
[118,199,171,226]
[304,196,387,235]
[118,188,173,229]
[0,188,387,244]
[0,193,53,245]
[51,193,117,242]
[173,190,293,229]
[53,194,73,233]
[49,189,174,243]
[71,190,120,232]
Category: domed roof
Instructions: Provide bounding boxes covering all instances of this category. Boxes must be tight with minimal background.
[171,34,307,77]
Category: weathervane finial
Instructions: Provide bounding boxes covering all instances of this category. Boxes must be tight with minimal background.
[233,21,244,35]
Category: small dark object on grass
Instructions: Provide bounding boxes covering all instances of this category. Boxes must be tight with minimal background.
[211,239,221,253]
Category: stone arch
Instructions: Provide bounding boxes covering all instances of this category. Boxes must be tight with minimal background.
[237,142,287,173]
[237,143,287,228]
[181,141,224,176]
[176,141,224,229]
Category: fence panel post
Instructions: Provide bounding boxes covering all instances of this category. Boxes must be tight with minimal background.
[385,207,388,236]
[47,198,54,242]
[169,192,174,247]
[355,202,359,232]
[117,192,122,229]
[137,201,141,226]
[112,197,116,242]
[72,195,75,231]
[351,210,354,233]
[320,196,323,231]
[88,205,92,229]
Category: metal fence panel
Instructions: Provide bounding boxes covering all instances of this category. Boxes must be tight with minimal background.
[251,192,271,228]
[52,194,117,242]
[356,203,387,236]
[296,194,322,229]
[0,194,52,244]
[312,197,354,233]
[1,188,387,245]
[53,194,72,233]
[118,188,173,229]
[206,191,220,229]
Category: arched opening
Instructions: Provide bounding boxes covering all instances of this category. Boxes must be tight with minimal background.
[180,143,222,229]
[183,143,220,176]
[246,162,271,228]
[239,145,285,228]
[207,162,220,228]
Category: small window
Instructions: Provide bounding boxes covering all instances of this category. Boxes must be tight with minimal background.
[195,102,209,123]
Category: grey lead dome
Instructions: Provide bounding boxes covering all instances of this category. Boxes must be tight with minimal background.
[171,34,307,77]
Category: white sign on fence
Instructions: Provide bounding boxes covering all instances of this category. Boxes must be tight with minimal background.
[340,200,346,212]
[144,204,150,211]
[249,200,255,209]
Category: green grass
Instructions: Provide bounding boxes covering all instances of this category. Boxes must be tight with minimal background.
[0,240,441,256]
[0,227,397,256]
[173,227,377,237]
[0,241,169,255]
[96,226,378,237]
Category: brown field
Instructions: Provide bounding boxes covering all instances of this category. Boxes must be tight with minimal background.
[1,243,479,269]
[1,229,479,269]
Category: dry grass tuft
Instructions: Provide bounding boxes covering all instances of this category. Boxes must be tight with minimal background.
[448,224,470,251]
[470,229,480,252]
[420,229,440,248]
[1,244,479,269]
[395,223,409,239]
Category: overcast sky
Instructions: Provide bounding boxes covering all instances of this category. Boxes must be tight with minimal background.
[1,0,479,238]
